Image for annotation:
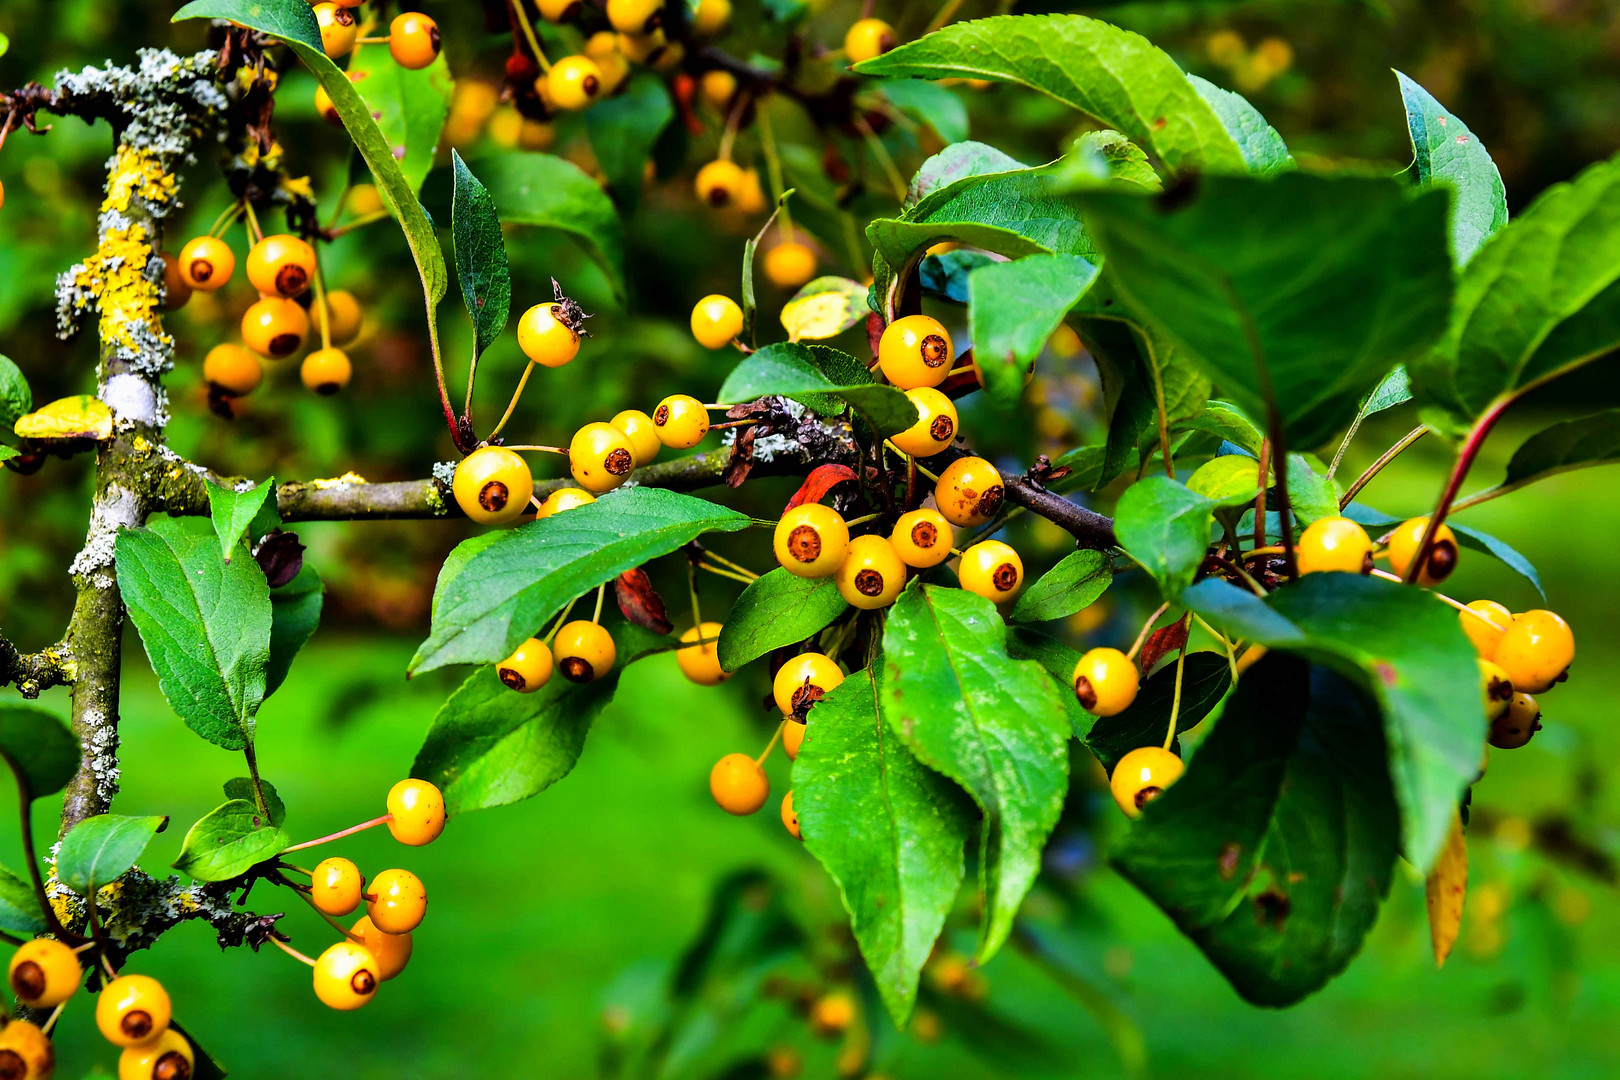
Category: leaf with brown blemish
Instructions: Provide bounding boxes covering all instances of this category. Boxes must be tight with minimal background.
[1425,809,1467,967]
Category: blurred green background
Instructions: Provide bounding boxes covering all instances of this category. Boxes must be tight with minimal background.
[1,0,1617,1077]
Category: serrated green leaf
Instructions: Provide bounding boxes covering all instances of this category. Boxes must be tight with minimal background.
[347,41,453,195]
[717,569,848,673]
[56,814,167,896]
[1283,453,1341,526]
[115,517,271,751]
[905,141,1025,207]
[1411,155,1620,426]
[718,342,918,435]
[1074,174,1453,449]
[223,777,286,828]
[968,254,1099,405]
[412,626,664,813]
[412,489,751,674]
[882,584,1069,962]
[206,477,274,563]
[879,79,969,145]
[0,864,45,936]
[476,151,627,303]
[796,666,974,1026]
[1003,626,1091,739]
[1188,75,1294,176]
[451,151,511,359]
[0,354,31,428]
[1360,367,1413,419]
[0,705,79,800]
[1187,455,1263,504]
[1084,319,1156,490]
[1111,655,1399,1006]
[585,74,674,214]
[1046,129,1163,196]
[1114,476,1220,597]
[1008,550,1112,624]
[1086,652,1231,772]
[1397,71,1506,267]
[172,800,289,883]
[854,15,1246,175]
[267,563,322,698]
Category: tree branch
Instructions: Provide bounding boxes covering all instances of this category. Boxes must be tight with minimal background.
[0,635,71,699]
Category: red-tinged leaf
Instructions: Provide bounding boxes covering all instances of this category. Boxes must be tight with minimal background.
[1138,614,1189,674]
[866,311,884,364]
[786,464,859,511]
[614,568,672,635]
[1426,809,1467,968]
[724,423,759,488]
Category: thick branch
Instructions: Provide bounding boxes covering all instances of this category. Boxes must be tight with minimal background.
[1003,475,1118,549]
[48,869,283,960]
[0,635,72,699]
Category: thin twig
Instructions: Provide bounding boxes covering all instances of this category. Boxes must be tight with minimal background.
[1339,426,1428,508]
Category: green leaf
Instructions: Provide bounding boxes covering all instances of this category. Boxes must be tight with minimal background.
[879,79,970,145]
[1113,476,1220,597]
[223,777,286,828]
[476,152,628,302]
[412,489,751,675]
[905,141,1025,207]
[968,254,1100,405]
[1111,655,1399,1006]
[1175,401,1264,455]
[585,74,674,214]
[1341,505,1546,601]
[175,0,448,316]
[919,249,996,303]
[717,569,848,673]
[451,151,511,360]
[206,477,274,562]
[1283,453,1341,526]
[346,41,453,195]
[1085,652,1231,772]
[172,800,289,883]
[0,354,31,428]
[1500,410,1620,490]
[0,447,15,464]
[267,563,323,698]
[1412,155,1620,426]
[1397,71,1506,267]
[1181,579,1305,647]
[795,666,975,1027]
[0,864,45,936]
[1008,550,1112,624]
[1083,319,1156,489]
[115,518,271,751]
[853,15,1246,174]
[56,814,167,896]
[1190,573,1481,871]
[1074,173,1453,449]
[1187,455,1263,505]
[0,32,9,60]
[882,584,1070,962]
[412,626,665,813]
[0,705,80,800]
[1003,626,1091,739]
[718,342,918,436]
[1359,367,1413,420]
[1188,76,1294,176]
[1046,130,1162,195]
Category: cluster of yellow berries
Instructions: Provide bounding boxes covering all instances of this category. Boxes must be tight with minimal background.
[174,228,361,401]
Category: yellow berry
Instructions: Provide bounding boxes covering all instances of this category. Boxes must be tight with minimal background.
[763,241,816,288]
[890,508,953,568]
[1385,516,1459,586]
[810,991,856,1037]
[352,915,413,981]
[498,636,554,693]
[554,621,617,683]
[782,719,805,760]
[610,409,661,466]
[160,251,192,311]
[178,235,235,291]
[311,856,364,916]
[690,294,743,349]
[877,315,953,389]
[0,1021,54,1080]
[548,55,604,110]
[958,540,1022,603]
[1459,599,1512,658]
[537,487,596,518]
[772,652,843,720]
[389,12,442,70]
[710,753,769,815]
[319,289,364,344]
[118,1027,192,1080]
[693,0,731,35]
[1295,516,1372,575]
[241,296,309,359]
[607,0,664,35]
[1489,692,1541,750]
[774,503,850,578]
[96,974,172,1047]
[701,70,737,109]
[517,302,582,367]
[301,347,352,395]
[312,940,380,1010]
[538,0,582,20]
[677,621,729,685]
[934,456,1004,527]
[844,18,897,63]
[203,344,263,397]
[652,394,710,448]
[695,159,745,208]
[1073,647,1139,717]
[1493,609,1574,694]
[1479,658,1514,722]
[569,421,637,493]
[314,82,340,125]
[781,790,801,840]
[8,938,80,1008]
[834,534,906,609]
[1110,746,1184,818]
[452,446,534,525]
[891,387,958,457]
[366,868,427,934]
[386,778,446,846]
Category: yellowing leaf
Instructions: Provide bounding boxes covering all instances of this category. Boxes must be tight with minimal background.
[1425,808,1467,967]
[780,277,869,342]
[14,395,113,442]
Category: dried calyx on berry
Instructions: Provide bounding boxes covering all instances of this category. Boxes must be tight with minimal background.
[550,277,590,338]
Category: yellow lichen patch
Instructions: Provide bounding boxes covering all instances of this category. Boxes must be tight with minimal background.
[86,220,165,356]
[101,145,177,216]
[279,174,315,202]
[15,395,114,441]
[312,471,369,488]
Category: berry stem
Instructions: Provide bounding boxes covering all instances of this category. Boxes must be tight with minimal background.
[1253,440,1270,550]
[282,874,365,942]
[503,444,569,455]
[311,258,333,352]
[1195,614,1240,683]
[282,814,392,854]
[844,512,881,527]
[1125,601,1172,662]
[755,722,784,767]
[1162,645,1188,751]
[1405,396,1513,584]
[544,597,579,644]
[269,936,317,968]
[17,784,73,942]
[702,550,760,579]
[1338,425,1428,509]
[592,583,607,624]
[925,0,968,35]
[353,35,389,45]
[884,441,940,481]
[699,561,755,586]
[327,210,392,238]
[688,562,704,630]
[241,199,264,244]
[508,0,552,73]
[486,362,538,443]
[38,1000,66,1036]
[207,200,245,239]
[1367,568,1508,629]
